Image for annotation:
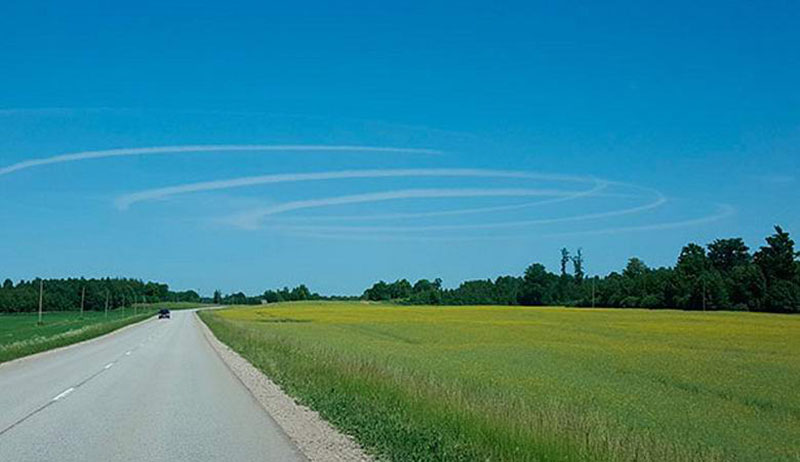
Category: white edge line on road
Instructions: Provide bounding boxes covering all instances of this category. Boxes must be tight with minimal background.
[52,388,74,401]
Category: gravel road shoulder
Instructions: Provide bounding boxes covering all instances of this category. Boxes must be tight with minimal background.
[196,313,374,462]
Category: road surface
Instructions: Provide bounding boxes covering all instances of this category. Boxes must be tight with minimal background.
[0,310,305,462]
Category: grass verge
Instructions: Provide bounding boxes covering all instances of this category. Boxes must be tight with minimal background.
[0,310,156,364]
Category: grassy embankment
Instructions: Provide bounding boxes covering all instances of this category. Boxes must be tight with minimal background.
[200,302,800,462]
[0,309,156,363]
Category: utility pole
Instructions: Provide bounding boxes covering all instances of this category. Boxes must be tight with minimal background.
[105,291,109,319]
[38,279,44,325]
[702,277,707,312]
[80,286,85,318]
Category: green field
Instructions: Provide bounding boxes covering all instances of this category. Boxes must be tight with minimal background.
[200,302,800,462]
[0,309,155,363]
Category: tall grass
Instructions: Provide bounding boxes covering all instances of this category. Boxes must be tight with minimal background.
[201,303,799,461]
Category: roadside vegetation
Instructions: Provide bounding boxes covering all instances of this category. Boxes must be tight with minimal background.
[0,309,156,363]
[200,302,800,461]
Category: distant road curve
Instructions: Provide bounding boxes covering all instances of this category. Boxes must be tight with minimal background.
[0,310,304,462]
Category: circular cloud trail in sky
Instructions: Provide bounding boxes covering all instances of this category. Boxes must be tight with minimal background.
[0,141,733,241]
[0,144,441,177]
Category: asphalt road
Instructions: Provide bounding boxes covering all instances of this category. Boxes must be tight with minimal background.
[0,310,305,462]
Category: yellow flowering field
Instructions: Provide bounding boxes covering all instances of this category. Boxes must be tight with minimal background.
[201,302,800,461]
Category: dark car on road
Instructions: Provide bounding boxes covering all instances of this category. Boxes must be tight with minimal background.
[158,308,171,319]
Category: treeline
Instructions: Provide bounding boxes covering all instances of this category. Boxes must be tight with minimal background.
[363,226,800,313]
[8,226,797,314]
[211,284,359,305]
[0,278,201,313]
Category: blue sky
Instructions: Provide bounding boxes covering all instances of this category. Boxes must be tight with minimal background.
[1,1,798,295]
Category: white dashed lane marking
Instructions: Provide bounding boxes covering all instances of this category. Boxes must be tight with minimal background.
[0,319,157,439]
[52,388,74,402]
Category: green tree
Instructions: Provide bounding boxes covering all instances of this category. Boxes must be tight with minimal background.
[520,263,556,305]
[728,264,766,311]
[677,243,708,275]
[560,248,570,277]
[675,243,728,309]
[765,280,800,313]
[572,248,585,283]
[389,279,413,299]
[707,238,750,272]
[408,279,443,305]
[752,226,799,312]
[620,257,651,304]
[413,278,442,293]
[623,257,648,280]
[290,284,312,301]
[494,276,522,305]
[364,281,391,301]
[448,280,496,305]
[263,290,280,303]
[754,226,798,283]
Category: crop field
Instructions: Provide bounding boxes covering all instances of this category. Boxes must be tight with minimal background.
[200,302,800,462]
[0,309,155,363]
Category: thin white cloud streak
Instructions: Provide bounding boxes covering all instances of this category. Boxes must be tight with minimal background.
[226,188,579,230]
[274,175,609,222]
[540,204,736,238]
[279,193,648,222]
[263,184,666,233]
[116,168,603,209]
[0,108,72,116]
[286,205,735,242]
[0,145,441,177]
[0,107,120,116]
